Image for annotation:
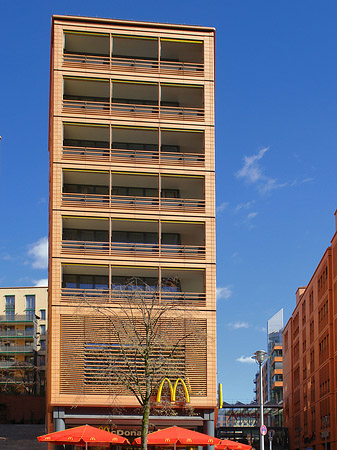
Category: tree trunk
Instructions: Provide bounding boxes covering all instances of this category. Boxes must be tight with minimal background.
[141,399,150,450]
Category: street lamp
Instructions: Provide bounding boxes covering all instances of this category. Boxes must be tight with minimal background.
[252,350,268,450]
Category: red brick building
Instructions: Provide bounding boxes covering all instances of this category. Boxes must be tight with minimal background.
[283,210,337,450]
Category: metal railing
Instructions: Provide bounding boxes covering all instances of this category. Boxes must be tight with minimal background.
[61,240,206,259]
[61,288,206,307]
[0,361,34,369]
[0,330,34,338]
[62,145,205,167]
[62,193,205,213]
[63,53,204,76]
[0,315,36,323]
[0,346,35,353]
[62,99,204,121]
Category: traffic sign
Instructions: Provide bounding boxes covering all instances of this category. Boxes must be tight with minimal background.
[268,430,275,441]
[260,425,267,436]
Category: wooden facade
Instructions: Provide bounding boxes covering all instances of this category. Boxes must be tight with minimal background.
[48,15,216,432]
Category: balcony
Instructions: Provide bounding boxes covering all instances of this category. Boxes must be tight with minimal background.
[0,346,35,354]
[62,171,205,214]
[0,376,34,384]
[63,32,204,77]
[0,330,35,339]
[0,315,36,324]
[63,78,204,121]
[62,124,205,167]
[61,265,206,307]
[0,361,34,369]
[61,217,205,260]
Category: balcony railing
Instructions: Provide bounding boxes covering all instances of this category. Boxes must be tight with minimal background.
[0,315,36,323]
[0,331,34,338]
[61,240,205,259]
[0,346,35,354]
[62,193,205,213]
[63,53,204,77]
[62,99,204,121]
[0,377,34,384]
[62,146,205,167]
[61,288,206,307]
[0,361,34,369]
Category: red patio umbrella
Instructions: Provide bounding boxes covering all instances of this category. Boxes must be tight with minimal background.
[216,440,252,450]
[133,426,220,448]
[37,424,131,449]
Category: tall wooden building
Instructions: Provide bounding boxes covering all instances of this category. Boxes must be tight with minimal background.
[48,15,216,436]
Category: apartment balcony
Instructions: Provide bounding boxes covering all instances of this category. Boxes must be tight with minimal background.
[63,78,204,121]
[0,330,35,339]
[62,124,205,167]
[0,346,35,354]
[271,381,283,390]
[0,315,36,324]
[63,32,204,77]
[61,217,205,260]
[61,265,206,307]
[62,171,205,214]
[0,376,34,384]
[0,361,34,369]
[271,367,283,378]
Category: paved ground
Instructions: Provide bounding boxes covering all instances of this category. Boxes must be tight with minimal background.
[0,424,47,449]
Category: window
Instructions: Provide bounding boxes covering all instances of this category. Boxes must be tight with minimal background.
[40,355,46,366]
[25,295,36,319]
[63,274,109,290]
[25,326,34,336]
[302,300,306,325]
[40,309,46,320]
[40,341,46,351]
[5,296,15,317]
[309,290,314,314]
[40,325,46,335]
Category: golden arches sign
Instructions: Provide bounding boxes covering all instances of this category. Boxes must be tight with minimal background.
[156,378,190,403]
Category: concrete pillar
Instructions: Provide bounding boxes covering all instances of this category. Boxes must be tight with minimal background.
[204,409,215,450]
[53,407,65,450]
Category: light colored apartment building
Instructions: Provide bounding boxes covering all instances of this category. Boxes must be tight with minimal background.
[283,211,337,450]
[0,286,47,394]
[48,15,216,436]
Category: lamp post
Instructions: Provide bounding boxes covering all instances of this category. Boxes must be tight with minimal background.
[253,350,268,450]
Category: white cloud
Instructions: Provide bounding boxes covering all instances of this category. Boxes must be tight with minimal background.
[236,355,255,364]
[34,279,48,287]
[255,326,267,333]
[235,201,255,213]
[236,147,287,194]
[236,147,269,183]
[28,237,48,269]
[216,202,229,213]
[216,286,233,301]
[247,212,258,220]
[228,321,249,329]
[290,177,314,187]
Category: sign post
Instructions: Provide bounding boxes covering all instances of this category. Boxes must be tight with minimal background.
[268,429,275,450]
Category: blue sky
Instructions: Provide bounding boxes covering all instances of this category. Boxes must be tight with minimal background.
[1,0,337,402]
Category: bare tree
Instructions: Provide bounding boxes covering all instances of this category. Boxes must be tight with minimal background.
[78,277,206,450]
[0,361,40,395]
